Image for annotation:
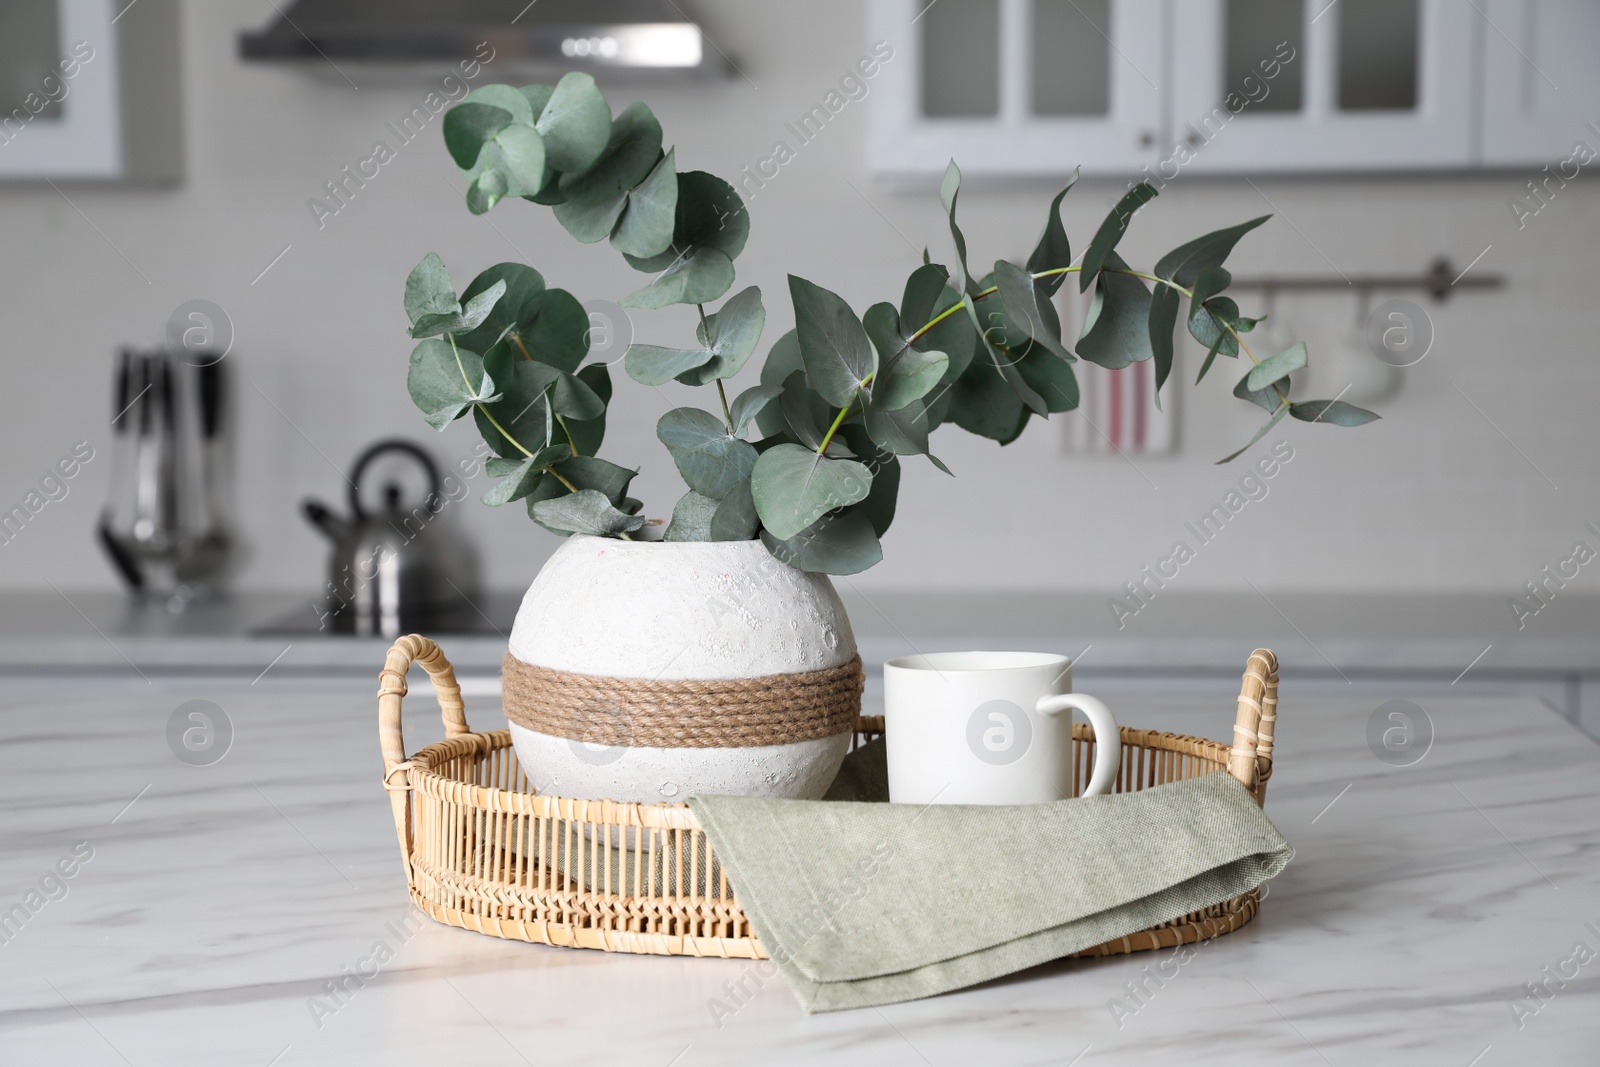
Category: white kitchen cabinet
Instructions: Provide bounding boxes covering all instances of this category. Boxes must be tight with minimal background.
[1168,0,1477,173]
[0,0,181,182]
[870,0,1593,179]
[867,0,1165,182]
[1478,0,1600,165]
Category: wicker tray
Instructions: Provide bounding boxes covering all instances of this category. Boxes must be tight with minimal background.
[379,636,1279,960]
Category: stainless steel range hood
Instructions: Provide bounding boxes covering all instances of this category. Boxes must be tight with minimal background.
[239,0,713,73]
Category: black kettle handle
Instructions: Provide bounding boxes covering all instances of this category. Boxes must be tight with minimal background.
[348,439,443,520]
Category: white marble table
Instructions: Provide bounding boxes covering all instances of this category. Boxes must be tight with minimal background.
[1,679,1597,1065]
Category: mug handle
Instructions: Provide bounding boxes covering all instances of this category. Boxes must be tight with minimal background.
[1036,694,1120,797]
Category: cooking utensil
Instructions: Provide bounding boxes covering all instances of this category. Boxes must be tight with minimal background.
[98,348,233,607]
[301,439,478,636]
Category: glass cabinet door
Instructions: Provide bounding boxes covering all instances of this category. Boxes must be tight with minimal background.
[1167,0,1474,172]
[869,0,1164,181]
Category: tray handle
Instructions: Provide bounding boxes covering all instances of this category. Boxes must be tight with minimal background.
[377,634,469,879]
[1228,648,1279,803]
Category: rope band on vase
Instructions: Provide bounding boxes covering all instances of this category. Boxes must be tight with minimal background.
[500,653,865,748]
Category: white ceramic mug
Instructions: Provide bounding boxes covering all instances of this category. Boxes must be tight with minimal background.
[882,651,1119,805]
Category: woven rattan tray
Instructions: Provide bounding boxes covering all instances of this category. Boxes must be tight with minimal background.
[379,636,1279,959]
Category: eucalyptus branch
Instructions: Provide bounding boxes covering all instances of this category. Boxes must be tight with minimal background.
[407,78,1374,568]
[448,332,580,492]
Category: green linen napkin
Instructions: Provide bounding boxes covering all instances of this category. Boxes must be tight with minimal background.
[687,739,1291,1013]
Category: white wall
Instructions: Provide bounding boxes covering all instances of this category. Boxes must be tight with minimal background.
[1,0,1596,600]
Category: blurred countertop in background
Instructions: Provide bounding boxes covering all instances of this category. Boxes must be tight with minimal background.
[5,589,1598,737]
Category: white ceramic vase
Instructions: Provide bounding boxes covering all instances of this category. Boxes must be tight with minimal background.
[505,534,858,803]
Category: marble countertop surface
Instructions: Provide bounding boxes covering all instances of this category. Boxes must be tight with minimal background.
[1,681,1596,1064]
[4,589,1600,679]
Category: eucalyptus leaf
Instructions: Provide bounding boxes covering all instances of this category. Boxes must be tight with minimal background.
[862,300,950,412]
[790,275,876,408]
[525,166,567,206]
[534,72,612,173]
[466,169,508,214]
[967,292,1048,417]
[875,347,948,411]
[756,330,806,439]
[621,247,735,309]
[1217,402,1289,465]
[473,358,560,456]
[408,279,506,340]
[900,264,953,339]
[1187,266,1240,362]
[760,329,804,386]
[1246,342,1308,393]
[1233,364,1286,414]
[611,148,678,259]
[1015,349,1080,413]
[1079,183,1157,292]
[1195,331,1230,385]
[552,190,628,243]
[481,124,547,196]
[624,344,715,386]
[657,407,758,500]
[442,102,512,170]
[862,301,904,364]
[995,259,1072,361]
[552,454,637,504]
[948,354,1027,444]
[664,491,720,541]
[709,480,760,541]
[559,101,663,202]
[750,443,873,541]
[1154,216,1270,287]
[407,339,499,431]
[516,289,590,372]
[1147,284,1180,400]
[864,398,930,456]
[404,253,460,329]
[561,364,611,457]
[1290,399,1380,426]
[938,160,980,297]
[729,384,783,438]
[778,369,825,449]
[679,285,766,384]
[760,510,882,575]
[838,424,899,537]
[551,370,605,420]
[914,282,976,382]
[455,263,546,355]
[1077,251,1153,370]
[481,445,570,506]
[463,84,535,126]
[1189,295,1243,362]
[531,488,647,537]
[1026,171,1078,297]
[624,170,749,271]
[519,84,555,119]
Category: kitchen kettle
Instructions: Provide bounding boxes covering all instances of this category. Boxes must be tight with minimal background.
[301,439,477,636]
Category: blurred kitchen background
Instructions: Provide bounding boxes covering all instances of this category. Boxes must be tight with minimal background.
[2,1,1599,734]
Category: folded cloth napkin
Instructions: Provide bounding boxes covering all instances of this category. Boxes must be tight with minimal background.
[687,739,1291,1013]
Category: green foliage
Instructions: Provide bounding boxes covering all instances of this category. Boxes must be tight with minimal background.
[404,77,1376,574]
[657,407,758,500]
[531,489,646,537]
[750,444,872,540]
